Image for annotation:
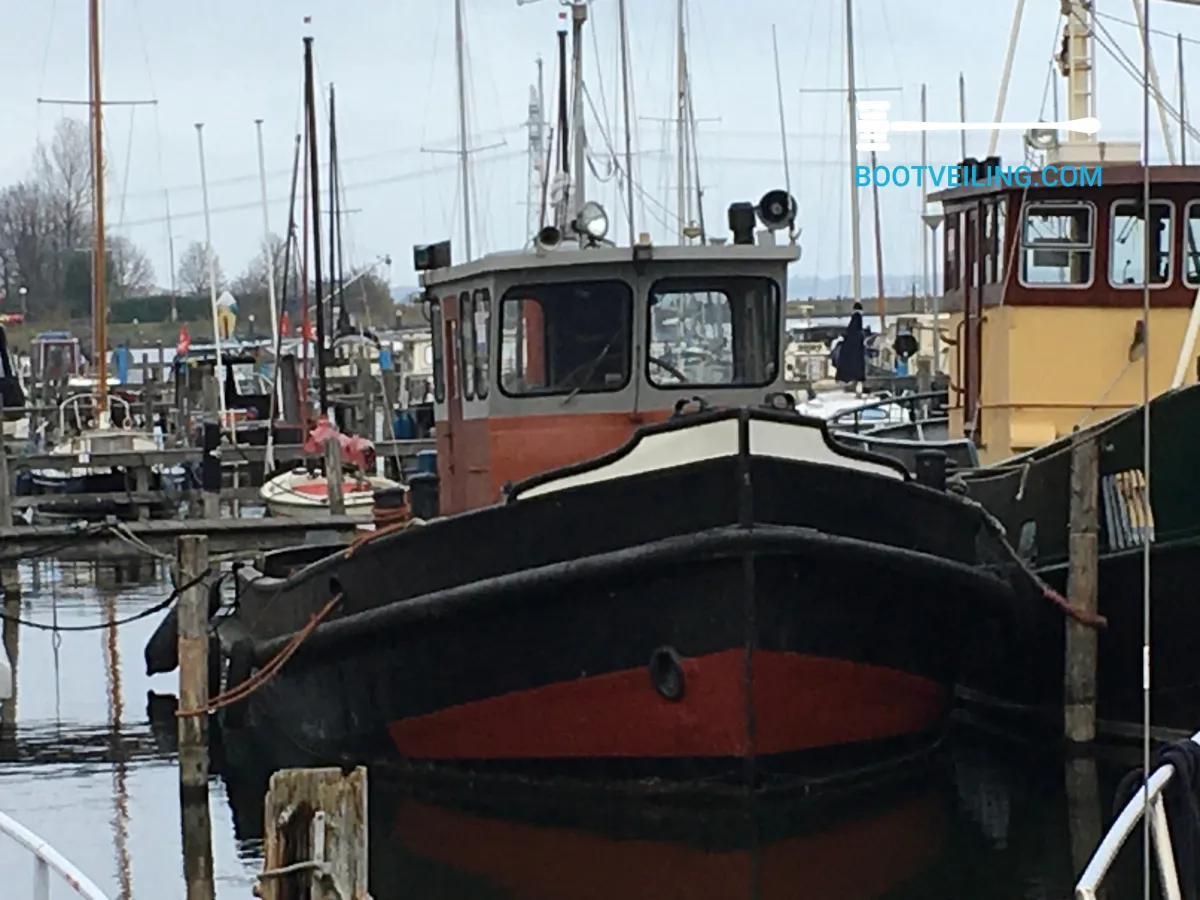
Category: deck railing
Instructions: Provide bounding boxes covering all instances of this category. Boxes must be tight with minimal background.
[0,809,112,900]
[1074,732,1200,900]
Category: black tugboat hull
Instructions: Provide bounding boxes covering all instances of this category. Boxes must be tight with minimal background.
[212,409,1016,781]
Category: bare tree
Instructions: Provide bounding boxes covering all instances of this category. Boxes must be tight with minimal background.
[0,118,155,321]
[231,233,287,297]
[107,234,155,296]
[177,240,224,296]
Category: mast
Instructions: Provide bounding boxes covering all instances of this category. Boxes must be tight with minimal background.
[675,0,687,244]
[554,15,570,230]
[195,123,226,423]
[454,0,473,260]
[617,0,636,244]
[570,0,587,225]
[843,0,862,304]
[254,119,280,366]
[526,61,546,239]
[328,84,340,335]
[88,0,108,416]
[303,36,328,415]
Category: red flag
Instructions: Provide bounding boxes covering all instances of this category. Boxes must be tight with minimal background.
[176,324,191,355]
[302,319,315,341]
[280,311,291,336]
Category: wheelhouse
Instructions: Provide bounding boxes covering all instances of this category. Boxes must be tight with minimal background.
[416,239,799,514]
[931,163,1200,462]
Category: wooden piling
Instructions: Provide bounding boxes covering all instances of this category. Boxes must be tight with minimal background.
[1064,431,1100,743]
[177,534,214,900]
[0,410,11,529]
[323,438,345,516]
[259,766,368,900]
[0,565,20,731]
[201,373,221,520]
[355,360,375,443]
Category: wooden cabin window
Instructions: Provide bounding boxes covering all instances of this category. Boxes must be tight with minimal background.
[986,201,1006,284]
[473,288,490,399]
[459,291,475,401]
[1019,202,1094,287]
[1110,199,1173,288]
[646,277,779,388]
[1185,202,1200,286]
[944,215,960,291]
[498,280,632,396]
[429,298,445,403]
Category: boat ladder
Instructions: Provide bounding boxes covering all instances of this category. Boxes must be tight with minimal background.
[0,809,112,900]
[1074,731,1200,900]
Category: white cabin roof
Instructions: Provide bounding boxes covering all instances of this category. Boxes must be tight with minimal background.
[418,241,800,288]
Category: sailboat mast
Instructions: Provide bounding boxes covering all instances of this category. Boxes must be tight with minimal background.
[617,0,636,244]
[88,0,108,413]
[454,0,473,260]
[303,37,328,415]
[570,0,587,224]
[675,0,686,244]
[844,0,862,305]
[328,84,339,336]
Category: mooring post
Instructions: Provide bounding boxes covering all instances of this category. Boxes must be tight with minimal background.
[177,534,214,900]
[0,564,20,731]
[260,767,368,900]
[0,403,11,529]
[323,437,345,516]
[1064,431,1101,743]
[201,373,221,520]
[354,359,374,442]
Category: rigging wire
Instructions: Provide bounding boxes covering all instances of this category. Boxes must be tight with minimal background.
[1139,0,1153,895]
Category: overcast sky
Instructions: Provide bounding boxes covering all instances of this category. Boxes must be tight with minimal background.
[0,0,1194,298]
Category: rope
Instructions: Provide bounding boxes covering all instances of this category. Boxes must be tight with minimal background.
[175,592,343,718]
[948,478,1107,629]
[0,568,211,631]
[1113,738,1200,900]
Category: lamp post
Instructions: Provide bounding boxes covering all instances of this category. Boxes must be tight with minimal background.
[17,286,27,317]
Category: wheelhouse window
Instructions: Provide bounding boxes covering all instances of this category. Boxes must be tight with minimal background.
[944,214,960,291]
[1110,199,1173,287]
[986,200,1006,284]
[499,280,632,396]
[429,297,445,402]
[473,288,490,399]
[459,291,475,400]
[1185,202,1200,287]
[646,276,779,388]
[1020,202,1094,286]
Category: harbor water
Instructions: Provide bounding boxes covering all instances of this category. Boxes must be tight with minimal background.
[0,560,1154,899]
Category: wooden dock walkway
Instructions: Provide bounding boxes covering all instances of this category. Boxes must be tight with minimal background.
[0,516,364,561]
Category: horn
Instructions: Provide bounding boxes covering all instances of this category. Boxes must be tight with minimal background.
[755,189,797,231]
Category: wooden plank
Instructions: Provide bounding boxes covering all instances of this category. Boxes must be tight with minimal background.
[0,516,363,559]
